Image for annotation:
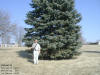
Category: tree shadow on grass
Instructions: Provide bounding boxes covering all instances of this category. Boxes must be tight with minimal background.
[16,50,34,64]
[82,50,100,54]
[16,49,79,63]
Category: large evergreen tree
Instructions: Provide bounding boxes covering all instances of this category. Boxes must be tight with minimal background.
[23,0,82,59]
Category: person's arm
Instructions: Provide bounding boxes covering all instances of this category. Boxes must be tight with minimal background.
[30,43,34,50]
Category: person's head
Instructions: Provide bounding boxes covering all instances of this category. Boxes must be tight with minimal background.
[34,39,38,43]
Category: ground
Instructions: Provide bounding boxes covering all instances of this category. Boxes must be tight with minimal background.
[0,45,100,75]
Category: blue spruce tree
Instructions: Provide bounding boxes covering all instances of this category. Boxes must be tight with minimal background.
[23,0,82,59]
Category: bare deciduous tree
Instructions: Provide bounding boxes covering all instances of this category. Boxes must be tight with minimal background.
[0,10,12,44]
[12,24,25,46]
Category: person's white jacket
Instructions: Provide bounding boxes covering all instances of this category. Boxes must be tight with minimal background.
[32,43,41,51]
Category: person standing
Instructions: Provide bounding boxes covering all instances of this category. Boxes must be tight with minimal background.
[32,39,41,64]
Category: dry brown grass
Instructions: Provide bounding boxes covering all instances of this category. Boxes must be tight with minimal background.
[0,45,100,75]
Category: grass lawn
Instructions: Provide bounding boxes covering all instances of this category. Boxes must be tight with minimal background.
[0,45,100,75]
